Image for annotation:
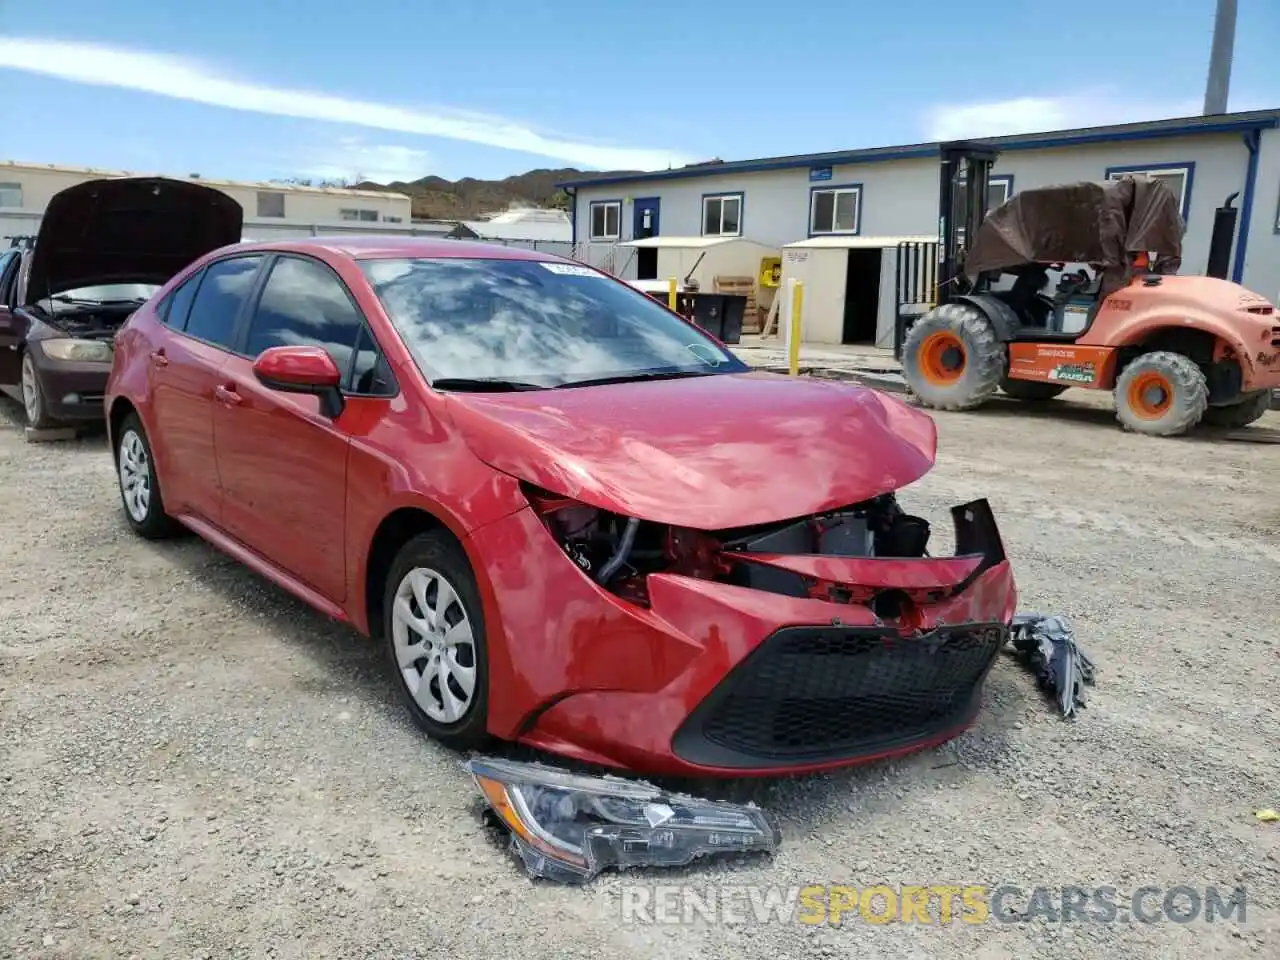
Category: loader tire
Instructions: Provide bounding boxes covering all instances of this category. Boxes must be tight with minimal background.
[902,304,1003,411]
[1113,351,1207,436]
[1000,378,1068,402]
[1201,389,1271,429]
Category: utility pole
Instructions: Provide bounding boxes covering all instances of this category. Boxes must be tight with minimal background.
[1203,0,1237,115]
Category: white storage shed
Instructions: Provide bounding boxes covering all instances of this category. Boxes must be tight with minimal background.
[777,235,935,348]
[618,236,778,291]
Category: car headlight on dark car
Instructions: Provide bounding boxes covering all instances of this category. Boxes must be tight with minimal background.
[41,339,114,363]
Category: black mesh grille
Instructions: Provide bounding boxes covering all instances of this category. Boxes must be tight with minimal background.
[672,623,1006,769]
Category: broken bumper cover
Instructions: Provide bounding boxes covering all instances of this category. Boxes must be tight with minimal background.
[469,498,1017,778]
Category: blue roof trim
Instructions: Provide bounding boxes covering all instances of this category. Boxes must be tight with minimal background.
[557,113,1280,190]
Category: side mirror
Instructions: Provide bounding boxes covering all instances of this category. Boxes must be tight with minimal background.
[252,345,345,418]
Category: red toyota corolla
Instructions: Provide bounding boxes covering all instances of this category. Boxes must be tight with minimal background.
[105,237,1017,777]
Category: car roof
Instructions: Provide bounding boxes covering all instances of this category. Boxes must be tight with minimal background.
[221,235,570,263]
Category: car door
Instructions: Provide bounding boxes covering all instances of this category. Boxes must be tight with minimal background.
[0,251,23,385]
[212,253,377,603]
[149,254,267,521]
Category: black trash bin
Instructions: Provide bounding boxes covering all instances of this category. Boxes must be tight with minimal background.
[682,292,746,344]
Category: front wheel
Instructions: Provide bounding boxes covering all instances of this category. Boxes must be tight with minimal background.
[901,304,1004,410]
[1113,351,1207,436]
[20,351,53,430]
[383,532,490,751]
[1201,390,1271,429]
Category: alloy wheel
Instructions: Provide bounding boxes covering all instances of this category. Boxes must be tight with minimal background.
[20,353,40,424]
[118,430,152,523]
[391,567,478,724]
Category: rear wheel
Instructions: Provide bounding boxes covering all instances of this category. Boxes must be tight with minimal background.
[1202,390,1271,429]
[901,304,1003,410]
[1000,378,1068,402]
[116,413,182,539]
[1113,351,1207,436]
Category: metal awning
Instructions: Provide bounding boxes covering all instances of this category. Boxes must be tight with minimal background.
[783,235,936,249]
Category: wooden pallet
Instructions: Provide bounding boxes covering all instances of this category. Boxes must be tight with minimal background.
[714,275,759,333]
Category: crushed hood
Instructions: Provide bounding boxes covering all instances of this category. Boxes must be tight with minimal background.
[446,370,937,529]
[26,176,244,301]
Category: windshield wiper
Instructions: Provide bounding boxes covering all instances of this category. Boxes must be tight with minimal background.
[557,370,720,389]
[430,377,548,392]
[50,295,146,305]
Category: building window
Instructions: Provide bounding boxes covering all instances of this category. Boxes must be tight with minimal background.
[0,182,21,208]
[589,201,621,240]
[702,193,742,237]
[986,175,1013,210]
[809,185,861,235]
[384,215,403,223]
[257,191,286,218]
[340,208,380,222]
[1105,164,1193,219]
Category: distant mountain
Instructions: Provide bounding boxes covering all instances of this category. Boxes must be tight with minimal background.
[349,167,639,221]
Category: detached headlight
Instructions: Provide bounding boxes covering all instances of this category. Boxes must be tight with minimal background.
[41,339,113,363]
[467,755,780,883]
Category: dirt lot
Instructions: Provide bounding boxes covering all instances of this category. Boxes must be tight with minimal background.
[1,389,1278,960]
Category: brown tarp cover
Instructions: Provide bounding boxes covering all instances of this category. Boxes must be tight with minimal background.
[964,176,1185,282]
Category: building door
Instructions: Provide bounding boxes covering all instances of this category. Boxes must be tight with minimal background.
[633,198,661,280]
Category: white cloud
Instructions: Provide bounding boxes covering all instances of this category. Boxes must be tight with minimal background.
[922,92,1204,141]
[299,138,433,184]
[0,35,694,171]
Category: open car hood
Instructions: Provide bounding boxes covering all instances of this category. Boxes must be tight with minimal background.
[445,371,938,530]
[25,176,244,301]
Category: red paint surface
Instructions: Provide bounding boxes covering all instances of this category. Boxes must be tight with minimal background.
[106,237,1018,778]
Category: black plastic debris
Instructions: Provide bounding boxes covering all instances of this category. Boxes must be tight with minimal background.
[1007,614,1096,718]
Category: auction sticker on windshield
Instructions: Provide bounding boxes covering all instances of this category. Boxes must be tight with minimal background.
[540,263,602,278]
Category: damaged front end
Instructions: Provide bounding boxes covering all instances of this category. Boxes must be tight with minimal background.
[517,481,1017,773]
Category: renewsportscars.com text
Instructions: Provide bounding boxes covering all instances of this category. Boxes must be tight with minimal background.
[619,884,1248,926]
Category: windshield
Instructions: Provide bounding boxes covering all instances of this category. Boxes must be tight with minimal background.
[358,257,748,388]
[40,282,160,312]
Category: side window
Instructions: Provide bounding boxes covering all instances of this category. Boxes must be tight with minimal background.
[349,324,398,396]
[184,256,265,349]
[243,256,364,376]
[160,270,202,331]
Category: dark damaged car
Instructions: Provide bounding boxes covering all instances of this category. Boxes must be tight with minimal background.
[0,177,242,428]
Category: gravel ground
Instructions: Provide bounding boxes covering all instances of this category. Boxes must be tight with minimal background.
[1,389,1278,960]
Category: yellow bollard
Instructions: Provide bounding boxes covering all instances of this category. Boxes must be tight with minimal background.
[668,277,678,311]
[788,281,804,376]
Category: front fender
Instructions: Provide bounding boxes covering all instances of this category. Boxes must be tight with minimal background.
[1098,310,1279,390]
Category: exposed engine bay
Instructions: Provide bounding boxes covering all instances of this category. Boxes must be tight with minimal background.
[523,483,1004,622]
[25,302,140,341]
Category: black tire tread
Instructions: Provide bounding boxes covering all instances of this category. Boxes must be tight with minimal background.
[902,304,1004,411]
[1113,351,1208,436]
[1202,390,1271,429]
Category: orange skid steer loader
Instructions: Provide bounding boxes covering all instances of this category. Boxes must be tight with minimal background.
[897,142,1280,436]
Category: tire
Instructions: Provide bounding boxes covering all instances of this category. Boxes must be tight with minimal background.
[1113,351,1208,436]
[20,350,53,430]
[999,378,1068,402]
[383,531,490,751]
[901,303,1003,410]
[1202,390,1271,429]
[116,413,182,539]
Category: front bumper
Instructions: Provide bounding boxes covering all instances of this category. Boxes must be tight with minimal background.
[467,499,1017,778]
[31,349,111,423]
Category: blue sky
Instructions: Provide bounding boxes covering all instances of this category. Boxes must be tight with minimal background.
[0,0,1276,185]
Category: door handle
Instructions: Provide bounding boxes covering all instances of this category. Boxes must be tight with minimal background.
[150,349,168,368]
[214,384,243,406]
